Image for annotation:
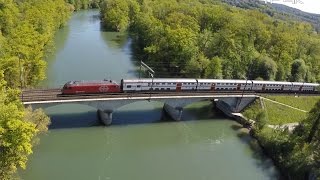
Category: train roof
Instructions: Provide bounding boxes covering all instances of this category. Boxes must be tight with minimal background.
[252,80,292,85]
[197,79,249,83]
[66,80,118,86]
[291,82,319,86]
[122,78,197,83]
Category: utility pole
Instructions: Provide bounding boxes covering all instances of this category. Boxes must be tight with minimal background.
[139,61,155,79]
[137,61,156,100]
[18,57,23,89]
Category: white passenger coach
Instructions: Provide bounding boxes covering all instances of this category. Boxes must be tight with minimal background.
[121,78,319,93]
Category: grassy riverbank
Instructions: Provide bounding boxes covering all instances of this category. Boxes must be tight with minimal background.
[242,98,320,179]
[243,95,320,124]
[264,95,320,112]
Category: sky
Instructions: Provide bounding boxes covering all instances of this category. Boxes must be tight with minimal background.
[259,0,320,14]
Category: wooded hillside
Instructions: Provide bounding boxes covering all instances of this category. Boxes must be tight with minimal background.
[100,0,320,83]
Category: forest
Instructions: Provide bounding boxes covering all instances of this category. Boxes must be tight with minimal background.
[222,0,320,32]
[0,0,70,179]
[99,0,320,178]
[100,0,320,83]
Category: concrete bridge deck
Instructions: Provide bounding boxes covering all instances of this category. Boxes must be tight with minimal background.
[20,89,319,126]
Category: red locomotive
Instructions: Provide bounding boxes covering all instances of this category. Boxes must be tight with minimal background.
[61,80,121,94]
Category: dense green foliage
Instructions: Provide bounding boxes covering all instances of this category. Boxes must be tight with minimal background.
[0,72,51,179]
[100,0,320,82]
[254,100,320,179]
[67,0,102,11]
[221,0,320,32]
[0,0,71,88]
[0,0,71,179]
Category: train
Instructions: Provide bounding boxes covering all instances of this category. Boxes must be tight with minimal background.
[61,78,320,94]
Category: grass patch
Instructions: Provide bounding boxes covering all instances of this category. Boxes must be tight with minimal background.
[242,98,309,125]
[264,95,320,112]
[264,100,307,124]
[242,99,262,120]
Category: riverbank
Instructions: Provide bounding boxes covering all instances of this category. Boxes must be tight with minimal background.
[239,96,320,179]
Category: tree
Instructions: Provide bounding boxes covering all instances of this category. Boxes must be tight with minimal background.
[275,64,286,81]
[303,100,320,143]
[100,0,130,32]
[255,110,268,131]
[260,56,278,80]
[205,56,222,78]
[185,53,210,78]
[0,84,50,180]
[291,59,307,82]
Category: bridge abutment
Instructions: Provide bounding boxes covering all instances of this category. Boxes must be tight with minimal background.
[163,103,183,121]
[216,97,256,117]
[97,109,113,126]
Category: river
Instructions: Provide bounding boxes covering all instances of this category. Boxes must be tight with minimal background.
[19,10,279,180]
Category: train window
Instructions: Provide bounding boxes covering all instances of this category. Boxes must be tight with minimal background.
[127,85,131,88]
[148,83,151,86]
[155,88,159,90]
[162,83,165,85]
[161,88,164,90]
[167,88,170,90]
[217,83,220,85]
[137,85,141,88]
[156,83,159,85]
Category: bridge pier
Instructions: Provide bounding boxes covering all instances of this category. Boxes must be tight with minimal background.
[163,103,183,121]
[216,97,256,117]
[97,109,113,126]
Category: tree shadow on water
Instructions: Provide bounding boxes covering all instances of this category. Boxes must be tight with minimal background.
[48,108,177,129]
[49,111,100,129]
[234,128,282,179]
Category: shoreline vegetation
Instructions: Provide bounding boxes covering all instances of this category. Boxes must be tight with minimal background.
[242,97,320,179]
[0,0,71,179]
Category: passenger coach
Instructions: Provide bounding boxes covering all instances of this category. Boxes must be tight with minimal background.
[121,78,197,92]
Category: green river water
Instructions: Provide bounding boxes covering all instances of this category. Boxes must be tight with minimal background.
[19,10,279,180]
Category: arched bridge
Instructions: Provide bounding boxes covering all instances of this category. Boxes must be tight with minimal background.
[21,89,257,125]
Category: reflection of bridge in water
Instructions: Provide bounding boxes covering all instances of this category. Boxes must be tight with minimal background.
[21,89,257,125]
